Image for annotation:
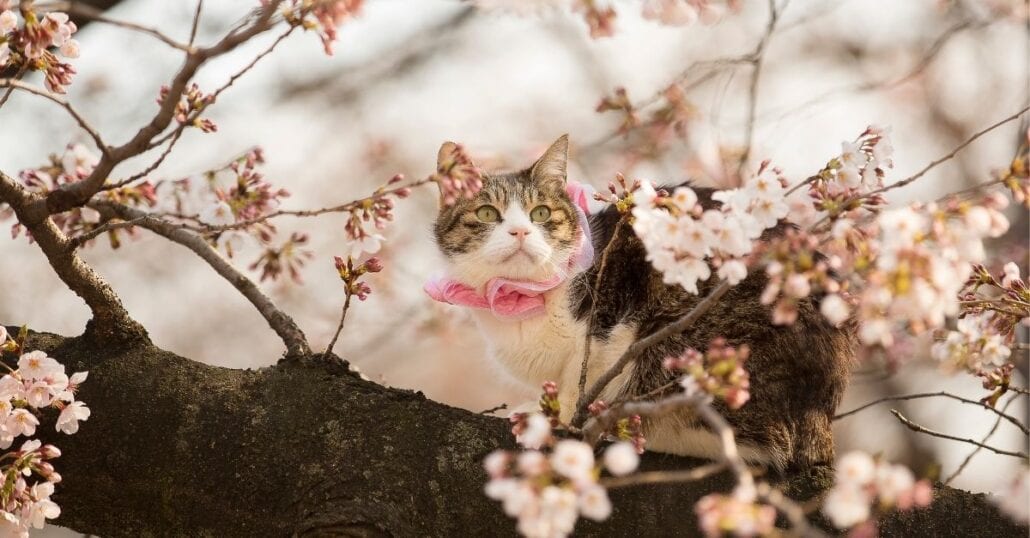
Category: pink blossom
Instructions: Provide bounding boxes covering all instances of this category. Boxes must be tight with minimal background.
[602,442,639,477]
[56,401,90,435]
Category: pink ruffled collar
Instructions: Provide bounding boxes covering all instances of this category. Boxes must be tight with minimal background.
[424,181,595,321]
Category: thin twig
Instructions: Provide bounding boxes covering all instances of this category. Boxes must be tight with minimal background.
[890,408,1028,459]
[943,393,1020,485]
[0,65,28,111]
[762,18,985,124]
[479,403,508,415]
[867,105,1030,198]
[835,390,1028,435]
[324,292,353,357]
[66,218,145,251]
[196,177,435,234]
[577,215,626,403]
[144,26,297,154]
[104,130,185,191]
[805,104,1030,234]
[0,79,108,155]
[572,280,733,428]
[53,1,194,51]
[189,0,204,47]
[600,463,727,488]
[738,0,785,177]
[39,0,286,218]
[690,395,823,537]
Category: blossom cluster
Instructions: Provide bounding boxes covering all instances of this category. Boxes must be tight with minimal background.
[151,148,315,283]
[0,5,79,93]
[585,399,646,453]
[157,84,217,134]
[694,485,776,538]
[333,255,383,301]
[752,130,896,325]
[823,451,932,530]
[596,85,697,157]
[342,174,412,259]
[998,151,1029,208]
[931,262,1027,403]
[752,128,1014,353]
[0,327,89,537]
[0,144,157,245]
[758,228,846,325]
[631,161,789,294]
[433,143,484,206]
[849,196,1009,348]
[931,311,1012,373]
[211,148,289,237]
[485,415,640,538]
[665,338,751,409]
[276,0,364,55]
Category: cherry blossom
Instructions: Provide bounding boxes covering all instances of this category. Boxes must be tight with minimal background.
[56,401,90,435]
[665,339,751,409]
[17,351,62,381]
[993,469,1029,524]
[602,442,639,477]
[695,486,776,538]
[0,7,80,92]
[514,413,552,450]
[822,451,932,530]
[0,9,16,34]
[550,440,595,484]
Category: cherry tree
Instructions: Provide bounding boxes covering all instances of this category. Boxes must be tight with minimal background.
[0,0,1027,536]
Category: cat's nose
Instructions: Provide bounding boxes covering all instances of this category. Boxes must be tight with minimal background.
[508,227,530,241]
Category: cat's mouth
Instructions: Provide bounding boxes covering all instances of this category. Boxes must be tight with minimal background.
[500,248,536,263]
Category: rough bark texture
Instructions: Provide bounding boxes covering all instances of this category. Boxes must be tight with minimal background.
[10,328,1027,538]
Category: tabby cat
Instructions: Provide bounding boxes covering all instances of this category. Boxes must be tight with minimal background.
[429,135,855,471]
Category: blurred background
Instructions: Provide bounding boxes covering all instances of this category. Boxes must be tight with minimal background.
[1,0,1027,515]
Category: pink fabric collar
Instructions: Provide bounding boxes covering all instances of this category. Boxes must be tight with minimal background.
[424,181,595,321]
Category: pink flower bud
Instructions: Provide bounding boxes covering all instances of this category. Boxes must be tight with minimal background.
[363,257,384,273]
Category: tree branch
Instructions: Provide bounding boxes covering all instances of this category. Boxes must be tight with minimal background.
[738,0,786,177]
[890,408,1028,459]
[943,393,1021,485]
[835,390,1028,435]
[13,330,1022,537]
[0,173,145,343]
[571,280,733,427]
[39,0,286,217]
[0,78,108,155]
[93,202,310,357]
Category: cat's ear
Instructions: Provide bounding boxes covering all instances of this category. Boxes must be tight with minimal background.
[530,134,568,186]
[436,141,459,205]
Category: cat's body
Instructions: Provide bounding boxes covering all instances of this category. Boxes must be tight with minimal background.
[431,136,855,471]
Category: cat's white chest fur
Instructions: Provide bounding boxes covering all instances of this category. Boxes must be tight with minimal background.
[472,282,637,422]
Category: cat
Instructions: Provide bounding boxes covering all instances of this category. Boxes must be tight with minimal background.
[428,135,855,471]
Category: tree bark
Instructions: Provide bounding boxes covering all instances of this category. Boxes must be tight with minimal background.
[10,328,1026,538]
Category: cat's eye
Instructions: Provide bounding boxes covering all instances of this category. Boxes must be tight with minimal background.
[530,205,551,223]
[476,205,501,223]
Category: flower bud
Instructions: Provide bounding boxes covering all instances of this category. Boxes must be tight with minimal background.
[362,257,384,273]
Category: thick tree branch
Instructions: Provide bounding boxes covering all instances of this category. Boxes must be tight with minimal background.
[0,173,145,344]
[10,330,1025,537]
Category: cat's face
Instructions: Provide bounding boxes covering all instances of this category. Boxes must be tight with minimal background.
[433,136,580,288]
